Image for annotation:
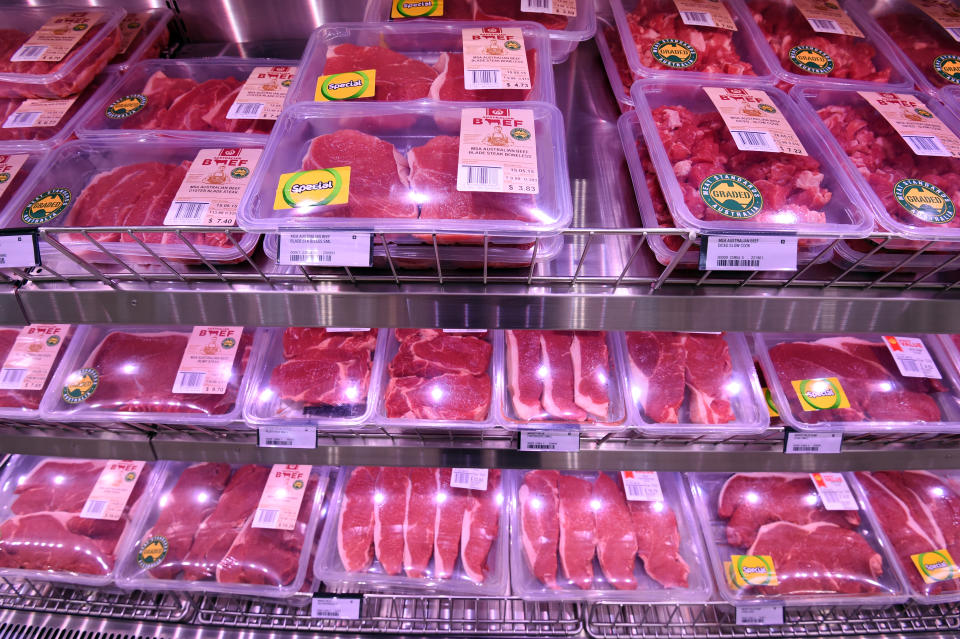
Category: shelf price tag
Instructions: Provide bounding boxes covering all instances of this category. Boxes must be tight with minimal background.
[736,605,783,626]
[0,229,40,268]
[519,429,580,452]
[810,472,858,510]
[620,471,664,501]
[278,232,372,267]
[784,429,842,454]
[451,468,488,490]
[311,593,362,619]
[700,235,798,271]
[258,425,317,449]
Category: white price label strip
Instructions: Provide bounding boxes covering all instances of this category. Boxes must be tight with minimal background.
[620,471,664,502]
[278,232,372,267]
[811,472,858,511]
[311,595,362,619]
[0,232,40,268]
[883,336,942,379]
[701,235,798,272]
[258,425,317,449]
[519,429,580,452]
[736,605,783,626]
[785,430,842,454]
[450,468,488,490]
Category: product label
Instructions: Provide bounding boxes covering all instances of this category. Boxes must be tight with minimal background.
[21,188,70,225]
[164,148,260,227]
[860,91,960,158]
[227,65,296,119]
[277,232,372,267]
[894,178,956,224]
[793,0,864,37]
[62,367,98,403]
[2,97,77,129]
[912,549,960,583]
[10,11,103,63]
[105,94,147,119]
[137,535,168,569]
[727,555,779,587]
[935,55,960,83]
[315,69,375,101]
[785,430,843,453]
[736,605,784,626]
[462,27,531,90]
[0,154,29,201]
[115,12,150,55]
[274,168,351,209]
[791,377,851,411]
[672,0,737,30]
[252,464,311,531]
[311,594,363,619]
[392,0,443,17]
[789,45,834,74]
[704,87,807,155]
[521,0,578,17]
[0,324,69,391]
[700,235,799,271]
[519,429,580,451]
[882,335,942,378]
[620,471,664,501]
[699,174,763,219]
[172,326,243,394]
[451,468,489,490]
[651,38,698,68]
[910,0,960,41]
[764,388,780,417]
[80,460,145,521]
[258,425,317,448]
[810,472,858,510]
[458,107,538,193]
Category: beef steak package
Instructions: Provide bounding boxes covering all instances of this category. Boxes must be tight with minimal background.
[362,0,596,64]
[118,463,328,598]
[0,455,159,587]
[376,329,498,429]
[851,470,960,604]
[500,330,628,431]
[243,328,385,429]
[596,18,634,114]
[0,150,42,218]
[511,470,711,602]
[40,325,264,427]
[610,0,775,83]
[621,332,769,436]
[0,324,75,420]
[316,465,509,595]
[285,22,555,107]
[755,333,960,433]
[0,6,126,99]
[0,137,263,265]
[104,9,173,73]
[689,472,907,606]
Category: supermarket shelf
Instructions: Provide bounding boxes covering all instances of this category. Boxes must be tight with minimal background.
[0,578,191,622]
[0,286,25,326]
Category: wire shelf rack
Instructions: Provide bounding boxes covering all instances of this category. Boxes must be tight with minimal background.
[0,578,191,622]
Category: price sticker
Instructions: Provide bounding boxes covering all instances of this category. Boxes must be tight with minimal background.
[736,605,783,626]
[80,460,146,521]
[450,468,488,490]
[701,235,798,271]
[620,471,664,502]
[784,430,843,454]
[810,472,858,510]
[258,425,317,449]
[519,429,580,452]
[278,232,372,267]
[883,335,942,379]
[311,594,362,619]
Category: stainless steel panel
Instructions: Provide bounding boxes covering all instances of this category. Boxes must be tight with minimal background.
[0,287,26,326]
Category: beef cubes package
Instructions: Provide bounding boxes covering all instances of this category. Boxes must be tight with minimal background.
[689,472,907,606]
[610,0,774,83]
[362,0,597,64]
[0,137,263,265]
[0,455,158,587]
[316,466,509,595]
[104,8,173,73]
[511,470,711,602]
[755,333,960,433]
[285,22,555,108]
[243,328,385,430]
[75,58,298,142]
[118,463,328,598]
[40,325,264,427]
[237,101,571,241]
[376,329,498,429]
[0,6,127,99]
[621,332,769,436]
[500,330,628,431]
[0,324,75,420]
[851,470,960,605]
[742,0,913,89]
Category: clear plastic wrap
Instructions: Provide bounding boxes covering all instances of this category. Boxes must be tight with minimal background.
[105,8,173,73]
[0,324,75,421]
[595,18,634,114]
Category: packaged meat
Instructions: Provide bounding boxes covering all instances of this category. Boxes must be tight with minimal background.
[630,79,874,242]
[285,22,555,108]
[0,137,262,265]
[795,86,960,246]
[755,332,960,433]
[237,101,571,239]
[75,58,298,142]
[40,325,264,426]
[243,328,385,429]
[0,324,75,420]
[501,330,627,430]
[0,150,41,217]
[315,465,509,595]
[743,0,913,89]
[596,18,634,114]
[377,329,497,428]
[621,332,769,435]
[363,0,597,64]
[689,472,907,606]
[0,455,158,587]
[852,470,960,604]
[118,463,328,598]
[105,8,173,73]
[610,0,775,82]
[0,6,127,99]
[511,470,710,601]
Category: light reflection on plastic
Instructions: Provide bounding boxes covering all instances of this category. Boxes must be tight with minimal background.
[933,487,945,497]
[410,191,430,205]
[530,497,542,510]
[589,498,602,511]
[536,365,548,379]
[725,380,742,396]
[436,491,447,504]
[159,495,168,508]
[122,364,137,374]
[430,385,443,402]
[198,492,209,504]
[496,493,504,505]
[374,491,385,504]
[746,491,759,504]
[805,494,818,505]
[53,475,64,485]
[345,385,359,401]
[877,381,893,392]
[653,501,664,512]
[258,388,274,402]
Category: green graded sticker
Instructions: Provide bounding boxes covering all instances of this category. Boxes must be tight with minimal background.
[105,94,147,119]
[46,335,61,347]
[934,55,960,84]
[314,69,376,101]
[137,535,168,569]
[699,174,763,219]
[511,127,532,141]
[274,167,351,210]
[789,45,834,74]
[0,172,9,184]
[651,39,698,69]
[231,167,250,179]
[22,188,70,225]
[894,179,956,224]
[62,367,99,404]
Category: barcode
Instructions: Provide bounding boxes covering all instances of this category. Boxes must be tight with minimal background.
[791,445,821,452]
[312,609,341,618]
[264,438,294,447]
[468,69,502,89]
[82,499,107,518]
[904,135,949,155]
[169,201,209,222]
[227,101,264,119]
[253,508,278,525]
[680,11,715,26]
[624,484,660,500]
[288,252,332,263]
[731,129,778,152]
[462,165,503,187]
[173,371,206,393]
[947,26,960,42]
[525,443,556,450]
[521,0,552,10]
[715,257,762,268]
[453,470,473,483]
[10,45,47,62]
[0,368,26,388]
[899,358,921,373]
[4,111,41,128]
[740,615,767,625]
[808,18,844,34]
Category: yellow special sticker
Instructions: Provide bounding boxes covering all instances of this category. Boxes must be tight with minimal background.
[391,0,443,17]
[763,387,780,418]
[314,69,376,101]
[726,555,779,588]
[791,377,851,411]
[911,549,960,584]
[274,168,351,210]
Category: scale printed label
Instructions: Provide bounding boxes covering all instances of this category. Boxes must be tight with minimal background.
[521,0,577,16]
[0,324,69,391]
[620,471,664,501]
[2,97,78,129]
[0,231,40,269]
[253,464,311,530]
[811,472,858,510]
[882,335,942,378]
[227,65,296,119]
[785,430,843,454]
[172,326,243,395]
[519,429,580,451]
[258,425,317,449]
[458,108,538,194]
[462,27,531,90]
[859,92,960,158]
[115,12,150,55]
[736,605,784,626]
[793,0,864,36]
[451,468,489,490]
[80,460,145,521]
[704,87,807,155]
[701,235,798,271]
[311,594,362,619]
[912,549,960,583]
[672,0,737,30]
[11,11,103,62]
[164,148,261,226]
[278,232,372,267]
[910,0,960,41]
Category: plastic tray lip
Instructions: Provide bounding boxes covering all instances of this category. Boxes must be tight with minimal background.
[830,236,960,272]
[686,471,911,608]
[286,20,557,108]
[0,5,128,86]
[629,77,876,238]
[509,470,715,602]
[595,17,634,112]
[314,465,512,595]
[0,454,164,588]
[619,331,770,436]
[104,7,174,74]
[38,325,267,427]
[241,327,387,430]
[753,331,960,434]
[236,99,572,236]
[116,463,330,599]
